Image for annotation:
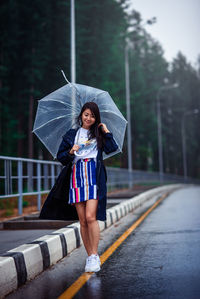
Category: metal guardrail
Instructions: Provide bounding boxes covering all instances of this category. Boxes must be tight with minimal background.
[107,167,199,186]
[0,156,62,215]
[0,155,199,216]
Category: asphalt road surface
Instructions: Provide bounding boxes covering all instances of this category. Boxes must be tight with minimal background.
[7,186,200,299]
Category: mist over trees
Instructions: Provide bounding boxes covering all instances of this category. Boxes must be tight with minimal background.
[0,0,200,178]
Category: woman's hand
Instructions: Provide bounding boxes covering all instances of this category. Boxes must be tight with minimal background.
[98,123,110,133]
[69,144,80,155]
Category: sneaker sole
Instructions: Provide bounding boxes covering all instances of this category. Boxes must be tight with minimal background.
[85,266,101,272]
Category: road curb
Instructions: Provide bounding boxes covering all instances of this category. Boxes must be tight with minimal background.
[0,184,183,298]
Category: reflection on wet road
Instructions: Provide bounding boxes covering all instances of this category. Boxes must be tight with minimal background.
[74,187,200,299]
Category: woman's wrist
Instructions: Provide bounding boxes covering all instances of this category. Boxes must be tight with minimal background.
[104,129,110,134]
[98,123,110,134]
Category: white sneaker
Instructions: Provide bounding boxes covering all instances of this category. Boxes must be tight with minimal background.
[85,256,92,272]
[85,254,101,272]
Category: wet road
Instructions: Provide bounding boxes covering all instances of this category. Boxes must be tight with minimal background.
[7,186,200,299]
[75,186,200,299]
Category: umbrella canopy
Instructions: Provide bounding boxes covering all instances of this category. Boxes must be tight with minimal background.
[33,83,127,159]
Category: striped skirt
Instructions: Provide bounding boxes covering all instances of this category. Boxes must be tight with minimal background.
[69,158,98,204]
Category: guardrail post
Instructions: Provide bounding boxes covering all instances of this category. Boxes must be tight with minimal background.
[27,162,33,192]
[4,159,12,195]
[51,164,55,187]
[18,160,23,215]
[44,164,48,190]
[37,163,41,211]
[130,170,134,189]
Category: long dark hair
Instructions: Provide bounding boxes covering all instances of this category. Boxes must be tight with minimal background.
[77,102,103,149]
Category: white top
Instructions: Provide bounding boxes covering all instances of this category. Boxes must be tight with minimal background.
[73,127,98,163]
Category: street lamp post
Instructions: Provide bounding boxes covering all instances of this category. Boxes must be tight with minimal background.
[181,109,199,182]
[125,41,132,173]
[71,0,76,83]
[156,83,179,182]
[70,0,76,127]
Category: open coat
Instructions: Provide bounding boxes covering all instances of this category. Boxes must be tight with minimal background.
[39,128,118,221]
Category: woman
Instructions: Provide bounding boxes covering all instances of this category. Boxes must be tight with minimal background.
[40,102,118,272]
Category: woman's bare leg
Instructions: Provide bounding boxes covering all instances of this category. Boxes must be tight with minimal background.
[75,202,92,256]
[85,199,100,255]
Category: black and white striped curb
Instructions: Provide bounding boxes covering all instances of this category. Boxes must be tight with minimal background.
[0,184,183,298]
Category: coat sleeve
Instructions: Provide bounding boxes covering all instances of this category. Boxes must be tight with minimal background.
[56,131,75,166]
[103,132,118,155]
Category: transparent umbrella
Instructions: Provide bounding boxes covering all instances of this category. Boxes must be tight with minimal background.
[33,82,127,159]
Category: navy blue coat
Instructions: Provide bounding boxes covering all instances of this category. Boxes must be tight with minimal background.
[39,128,118,221]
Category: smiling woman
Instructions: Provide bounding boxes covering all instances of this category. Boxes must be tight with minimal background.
[66,102,116,272]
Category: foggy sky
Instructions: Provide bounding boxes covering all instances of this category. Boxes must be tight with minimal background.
[129,0,200,67]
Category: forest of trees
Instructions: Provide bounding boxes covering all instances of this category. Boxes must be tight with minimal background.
[0,0,200,178]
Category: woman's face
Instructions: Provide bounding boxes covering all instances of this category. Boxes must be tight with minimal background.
[81,108,96,129]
